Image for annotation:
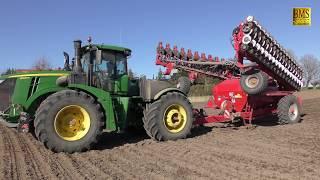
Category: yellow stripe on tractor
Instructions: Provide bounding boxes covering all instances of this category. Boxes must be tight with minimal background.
[9,73,68,78]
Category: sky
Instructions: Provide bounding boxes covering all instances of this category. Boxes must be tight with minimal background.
[0,0,319,77]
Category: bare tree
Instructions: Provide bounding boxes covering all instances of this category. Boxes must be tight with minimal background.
[311,80,320,88]
[300,54,320,87]
[33,57,52,70]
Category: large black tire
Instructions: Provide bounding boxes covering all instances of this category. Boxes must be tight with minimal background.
[34,90,104,153]
[177,77,191,95]
[143,92,193,141]
[240,70,268,95]
[277,95,301,124]
[142,103,153,138]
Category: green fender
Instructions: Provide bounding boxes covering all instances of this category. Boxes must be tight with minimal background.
[25,87,67,110]
[153,88,186,100]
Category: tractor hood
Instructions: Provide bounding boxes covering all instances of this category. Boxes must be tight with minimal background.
[0,70,70,80]
[0,70,70,113]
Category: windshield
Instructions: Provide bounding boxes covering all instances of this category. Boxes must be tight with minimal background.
[95,51,127,78]
[80,50,127,78]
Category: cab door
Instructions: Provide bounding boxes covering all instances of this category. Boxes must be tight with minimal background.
[114,53,128,95]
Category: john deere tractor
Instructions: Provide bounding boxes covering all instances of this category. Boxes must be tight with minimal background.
[0,39,193,153]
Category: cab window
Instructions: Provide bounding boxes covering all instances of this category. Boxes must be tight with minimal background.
[116,53,127,76]
[95,52,115,77]
[95,51,127,77]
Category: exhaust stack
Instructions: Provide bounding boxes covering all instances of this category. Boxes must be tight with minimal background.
[73,40,83,73]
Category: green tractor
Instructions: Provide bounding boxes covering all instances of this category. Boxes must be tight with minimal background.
[0,39,193,153]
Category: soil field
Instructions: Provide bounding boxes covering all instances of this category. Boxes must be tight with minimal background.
[0,90,320,180]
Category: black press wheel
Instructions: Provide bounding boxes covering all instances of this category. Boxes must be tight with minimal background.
[143,92,193,141]
[34,90,104,153]
[277,95,301,124]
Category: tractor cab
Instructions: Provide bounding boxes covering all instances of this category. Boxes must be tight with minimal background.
[82,45,131,94]
[61,39,133,95]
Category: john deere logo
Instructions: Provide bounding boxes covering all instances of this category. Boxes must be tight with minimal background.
[293,7,311,26]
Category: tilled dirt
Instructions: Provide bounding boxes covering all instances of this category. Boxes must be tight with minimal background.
[0,92,320,180]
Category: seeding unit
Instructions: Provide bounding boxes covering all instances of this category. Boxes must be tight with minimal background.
[156,16,303,125]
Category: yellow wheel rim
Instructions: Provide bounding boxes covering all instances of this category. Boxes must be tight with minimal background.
[54,105,90,141]
[163,104,187,133]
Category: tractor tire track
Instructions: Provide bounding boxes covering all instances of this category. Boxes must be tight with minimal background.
[139,142,214,179]
[0,125,28,180]
[18,133,57,179]
[31,146,70,179]
[15,133,53,179]
[0,125,5,180]
[67,154,112,179]
[127,143,209,180]
[184,128,318,179]
[16,129,85,179]
[86,153,136,179]
[0,124,85,180]
[106,145,170,180]
[45,152,84,180]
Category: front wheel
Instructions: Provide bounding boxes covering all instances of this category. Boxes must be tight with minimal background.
[143,92,193,141]
[34,90,104,153]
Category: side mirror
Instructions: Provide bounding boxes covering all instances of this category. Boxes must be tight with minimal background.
[96,50,102,64]
[63,52,71,71]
